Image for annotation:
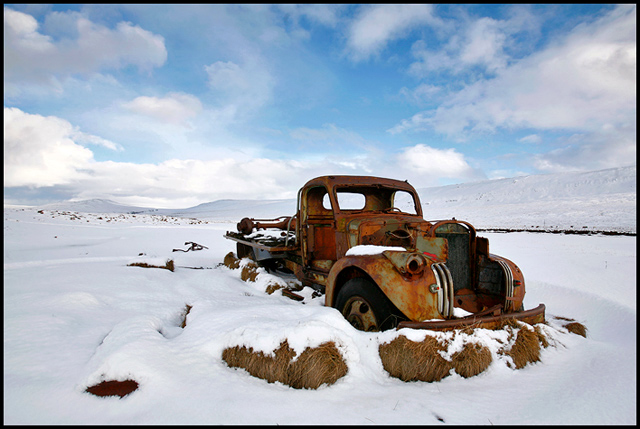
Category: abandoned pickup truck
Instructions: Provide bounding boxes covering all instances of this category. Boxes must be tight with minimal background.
[225,175,545,331]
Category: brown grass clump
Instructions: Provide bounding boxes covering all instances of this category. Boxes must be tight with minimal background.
[86,379,139,398]
[506,326,541,369]
[241,262,259,282]
[180,304,192,328]
[535,325,550,348]
[553,316,588,338]
[222,340,348,389]
[289,342,348,389]
[450,342,493,378]
[223,252,241,269]
[380,321,554,382]
[379,335,452,382]
[127,259,175,272]
[265,282,284,295]
[563,322,588,338]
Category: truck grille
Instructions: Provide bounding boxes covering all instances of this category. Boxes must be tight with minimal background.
[431,262,454,318]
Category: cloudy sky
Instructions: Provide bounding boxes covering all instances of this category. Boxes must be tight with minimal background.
[4,4,636,208]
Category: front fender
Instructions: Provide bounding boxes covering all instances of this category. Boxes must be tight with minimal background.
[326,252,443,322]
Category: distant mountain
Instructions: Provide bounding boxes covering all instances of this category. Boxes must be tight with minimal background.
[40,198,156,214]
[30,166,636,233]
[416,166,635,233]
[416,166,635,206]
[167,199,296,221]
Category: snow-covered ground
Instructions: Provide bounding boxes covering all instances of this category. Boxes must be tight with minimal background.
[3,167,636,424]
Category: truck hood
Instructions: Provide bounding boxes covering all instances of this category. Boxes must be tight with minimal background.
[344,213,432,250]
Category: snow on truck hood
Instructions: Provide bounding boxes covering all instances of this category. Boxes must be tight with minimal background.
[345,245,407,256]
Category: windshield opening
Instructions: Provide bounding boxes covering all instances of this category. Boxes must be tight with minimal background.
[323,186,419,215]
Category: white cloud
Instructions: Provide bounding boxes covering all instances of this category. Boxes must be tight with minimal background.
[122,93,203,126]
[289,123,367,148]
[408,5,540,78]
[533,126,636,173]
[62,156,372,208]
[459,17,509,71]
[2,107,486,207]
[346,4,441,61]
[205,60,274,116]
[3,107,95,187]
[3,7,167,88]
[395,144,481,184]
[519,134,542,144]
[392,5,636,171]
[399,83,443,106]
[400,5,636,136]
[206,61,251,93]
[71,130,124,152]
[276,4,343,28]
[3,108,381,207]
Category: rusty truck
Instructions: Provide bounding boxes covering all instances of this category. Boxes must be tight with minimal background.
[224,175,545,331]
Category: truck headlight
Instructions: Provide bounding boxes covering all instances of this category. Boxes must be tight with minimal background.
[405,254,425,275]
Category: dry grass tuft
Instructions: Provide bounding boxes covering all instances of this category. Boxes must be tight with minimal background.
[290,342,349,389]
[563,322,588,338]
[265,282,284,295]
[180,304,192,328]
[506,326,541,369]
[535,325,550,348]
[127,259,175,272]
[553,316,588,338]
[380,321,556,382]
[450,342,493,378]
[379,335,452,382]
[222,340,348,389]
[86,379,139,398]
[241,262,259,282]
[223,252,241,269]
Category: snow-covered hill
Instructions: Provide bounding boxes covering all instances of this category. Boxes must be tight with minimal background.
[417,166,636,234]
[33,166,637,234]
[40,198,155,214]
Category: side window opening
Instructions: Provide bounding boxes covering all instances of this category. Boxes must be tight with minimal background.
[393,190,418,215]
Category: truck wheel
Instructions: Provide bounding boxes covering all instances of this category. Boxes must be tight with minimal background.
[335,278,405,332]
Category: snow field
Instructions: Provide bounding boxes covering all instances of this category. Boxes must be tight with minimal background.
[3,207,636,424]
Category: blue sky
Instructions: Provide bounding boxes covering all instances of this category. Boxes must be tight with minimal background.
[4,4,636,208]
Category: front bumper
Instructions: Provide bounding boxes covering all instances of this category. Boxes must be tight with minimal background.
[397,303,546,331]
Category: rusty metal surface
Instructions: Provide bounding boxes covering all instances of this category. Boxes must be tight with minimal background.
[237,216,296,235]
[489,253,526,311]
[396,303,546,331]
[326,252,445,322]
[224,232,297,252]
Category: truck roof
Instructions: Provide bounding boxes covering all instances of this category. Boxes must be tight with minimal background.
[303,175,418,193]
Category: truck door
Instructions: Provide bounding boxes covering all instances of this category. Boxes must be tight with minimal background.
[301,185,337,272]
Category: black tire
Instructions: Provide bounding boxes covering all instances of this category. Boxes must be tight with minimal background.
[335,277,406,332]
